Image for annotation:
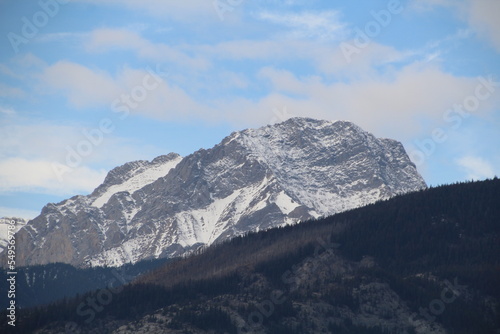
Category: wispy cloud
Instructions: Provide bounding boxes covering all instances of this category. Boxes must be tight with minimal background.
[0,157,106,195]
[0,206,41,220]
[74,0,215,22]
[0,0,498,207]
[0,64,22,79]
[456,156,496,180]
[0,106,15,115]
[41,61,121,108]
[36,31,88,43]
[39,60,211,120]
[410,0,455,12]
[0,83,25,98]
[12,53,47,69]
[235,62,496,138]
[465,0,500,53]
[197,38,413,78]
[86,28,210,70]
[257,10,347,41]
[411,0,500,53]
[0,119,166,195]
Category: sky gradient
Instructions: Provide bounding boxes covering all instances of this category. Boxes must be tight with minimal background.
[0,0,499,219]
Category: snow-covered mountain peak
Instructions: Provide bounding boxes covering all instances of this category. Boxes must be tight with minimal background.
[90,153,182,208]
[0,217,27,255]
[8,119,426,268]
[234,118,423,217]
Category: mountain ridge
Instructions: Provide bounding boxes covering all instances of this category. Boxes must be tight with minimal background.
[6,118,426,268]
[0,217,27,255]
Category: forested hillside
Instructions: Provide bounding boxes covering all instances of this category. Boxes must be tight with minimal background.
[3,178,499,333]
[0,258,171,309]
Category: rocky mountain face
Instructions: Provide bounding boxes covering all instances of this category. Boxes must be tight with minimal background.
[0,217,27,254]
[10,118,426,268]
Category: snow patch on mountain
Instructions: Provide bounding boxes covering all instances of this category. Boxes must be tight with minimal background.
[91,155,182,208]
[8,118,427,268]
[0,218,27,254]
[274,191,299,215]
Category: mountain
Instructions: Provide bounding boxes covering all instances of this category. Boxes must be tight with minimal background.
[7,179,500,333]
[9,118,426,268]
[0,217,27,254]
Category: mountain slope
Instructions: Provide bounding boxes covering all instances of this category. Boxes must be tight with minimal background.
[7,179,499,334]
[9,118,426,268]
[0,258,171,309]
[0,217,26,255]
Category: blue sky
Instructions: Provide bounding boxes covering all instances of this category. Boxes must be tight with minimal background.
[0,0,499,219]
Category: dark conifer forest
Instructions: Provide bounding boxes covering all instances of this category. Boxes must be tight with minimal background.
[2,178,499,333]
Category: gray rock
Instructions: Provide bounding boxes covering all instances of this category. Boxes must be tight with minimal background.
[8,118,426,268]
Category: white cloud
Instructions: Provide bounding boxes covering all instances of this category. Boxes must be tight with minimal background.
[0,119,167,196]
[0,207,41,220]
[117,67,212,120]
[86,28,210,70]
[39,61,212,121]
[74,0,216,22]
[0,83,25,98]
[41,61,120,108]
[456,156,496,180]
[464,0,500,53]
[257,10,347,41]
[198,39,289,61]
[317,42,415,77]
[0,121,107,196]
[247,62,499,139]
[12,53,47,69]
[0,64,22,79]
[0,158,106,196]
[36,31,87,43]
[0,106,15,115]
[0,121,84,161]
[197,38,413,78]
[410,0,455,12]
[38,50,499,143]
[411,0,500,53]
[219,71,249,89]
